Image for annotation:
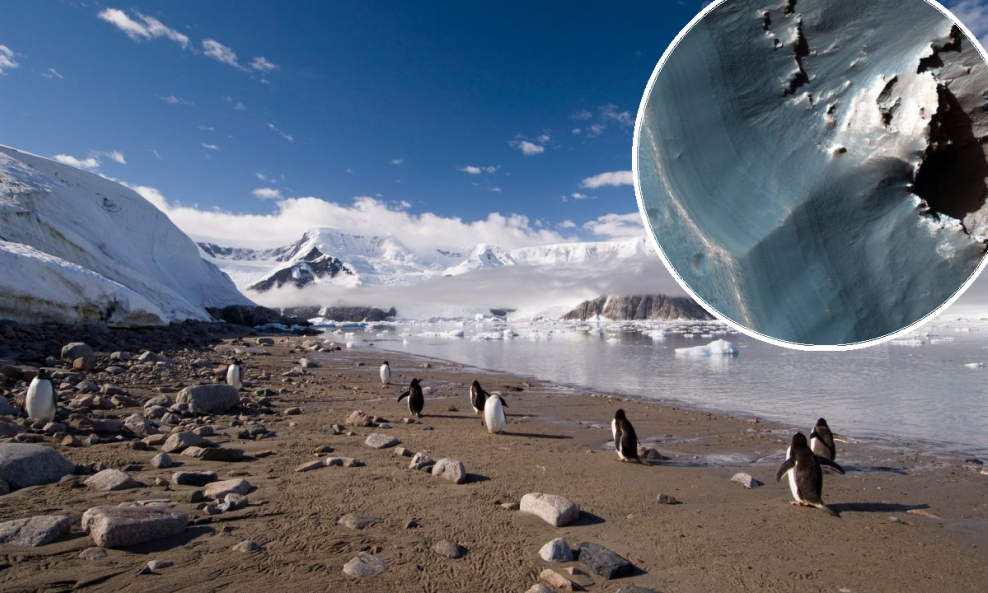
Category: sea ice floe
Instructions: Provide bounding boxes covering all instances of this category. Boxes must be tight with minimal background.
[675,339,739,357]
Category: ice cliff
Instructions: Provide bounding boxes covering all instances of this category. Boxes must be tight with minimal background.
[0,145,252,326]
[637,0,988,345]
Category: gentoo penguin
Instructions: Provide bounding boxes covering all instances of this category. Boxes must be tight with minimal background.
[397,378,424,417]
[469,380,489,415]
[612,409,640,463]
[810,417,837,461]
[380,361,391,385]
[484,392,508,434]
[776,432,845,516]
[25,368,56,423]
[226,358,243,390]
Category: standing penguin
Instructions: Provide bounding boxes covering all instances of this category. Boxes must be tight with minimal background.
[397,378,424,417]
[810,417,837,461]
[484,392,508,434]
[469,380,489,415]
[226,358,243,390]
[380,361,391,385]
[612,409,640,463]
[25,368,55,423]
[776,432,845,516]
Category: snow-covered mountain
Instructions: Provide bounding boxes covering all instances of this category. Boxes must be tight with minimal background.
[200,228,657,296]
[0,145,252,326]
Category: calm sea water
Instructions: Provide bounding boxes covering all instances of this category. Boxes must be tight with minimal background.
[323,317,988,455]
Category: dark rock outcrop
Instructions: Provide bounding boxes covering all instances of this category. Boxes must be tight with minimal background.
[248,247,353,292]
[281,306,396,322]
[562,295,712,321]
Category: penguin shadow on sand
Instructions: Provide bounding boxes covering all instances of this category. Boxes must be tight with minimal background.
[827,501,932,514]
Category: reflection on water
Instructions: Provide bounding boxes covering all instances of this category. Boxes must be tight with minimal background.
[322,318,988,454]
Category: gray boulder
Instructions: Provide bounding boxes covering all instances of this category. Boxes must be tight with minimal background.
[61,342,95,369]
[409,452,435,470]
[175,384,240,414]
[0,443,76,489]
[203,478,250,500]
[364,433,399,449]
[539,537,574,562]
[343,552,387,578]
[0,515,71,546]
[82,505,188,548]
[431,458,467,484]
[85,469,142,491]
[162,431,206,453]
[520,493,579,527]
[577,542,635,579]
[171,471,218,487]
[731,473,763,489]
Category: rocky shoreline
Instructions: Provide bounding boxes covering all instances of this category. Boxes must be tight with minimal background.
[0,323,986,591]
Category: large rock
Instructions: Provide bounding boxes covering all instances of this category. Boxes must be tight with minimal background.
[577,542,635,579]
[171,471,218,487]
[520,493,579,527]
[0,443,76,489]
[342,552,387,578]
[409,452,434,471]
[203,478,250,500]
[82,505,188,548]
[162,431,206,453]
[0,515,71,546]
[198,447,244,462]
[85,469,142,491]
[731,473,763,489]
[539,537,574,562]
[61,342,95,369]
[431,458,467,484]
[0,396,18,417]
[338,514,379,530]
[364,433,399,449]
[175,384,240,414]
[123,414,155,436]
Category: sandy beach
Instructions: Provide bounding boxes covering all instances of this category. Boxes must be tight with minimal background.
[1,330,987,592]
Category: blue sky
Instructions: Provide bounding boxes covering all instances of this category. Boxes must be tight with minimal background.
[0,0,709,249]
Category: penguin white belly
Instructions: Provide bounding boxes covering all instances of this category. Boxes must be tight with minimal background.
[25,380,55,422]
[227,366,242,390]
[380,366,390,384]
[611,419,618,443]
[484,397,506,434]
[787,462,802,503]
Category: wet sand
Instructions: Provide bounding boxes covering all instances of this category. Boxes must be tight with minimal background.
[1,335,986,592]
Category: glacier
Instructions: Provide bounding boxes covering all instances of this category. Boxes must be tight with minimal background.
[636,0,988,346]
[0,145,252,325]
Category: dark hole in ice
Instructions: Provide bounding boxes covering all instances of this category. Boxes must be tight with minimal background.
[761,11,771,31]
[784,0,797,16]
[912,85,988,230]
[918,26,962,74]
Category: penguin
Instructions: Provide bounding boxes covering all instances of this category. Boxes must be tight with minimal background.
[612,409,640,463]
[25,368,55,423]
[469,379,489,415]
[776,432,845,516]
[226,358,243,390]
[380,361,391,386]
[397,378,424,417]
[810,417,837,461]
[484,392,508,434]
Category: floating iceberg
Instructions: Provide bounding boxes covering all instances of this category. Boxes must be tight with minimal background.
[637,0,988,346]
[675,339,739,357]
[964,362,984,369]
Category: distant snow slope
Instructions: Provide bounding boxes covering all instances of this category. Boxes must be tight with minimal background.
[0,145,252,326]
[202,228,656,293]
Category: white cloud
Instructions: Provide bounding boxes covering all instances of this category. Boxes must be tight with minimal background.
[570,192,593,200]
[265,122,294,143]
[949,0,988,46]
[202,39,246,70]
[250,56,279,73]
[571,110,593,121]
[201,143,219,151]
[42,67,62,80]
[490,186,503,193]
[198,125,215,132]
[252,187,281,199]
[572,128,582,135]
[600,103,634,127]
[132,190,572,253]
[0,45,20,75]
[583,213,645,239]
[53,154,101,171]
[97,9,190,48]
[537,133,551,144]
[151,149,162,160]
[580,170,634,189]
[103,150,126,164]
[459,165,498,175]
[587,123,606,137]
[255,172,271,182]
[235,102,247,111]
[391,157,404,165]
[159,95,194,106]
[559,220,576,229]
[513,140,545,156]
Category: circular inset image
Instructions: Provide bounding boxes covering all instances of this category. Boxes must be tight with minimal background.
[634,0,988,349]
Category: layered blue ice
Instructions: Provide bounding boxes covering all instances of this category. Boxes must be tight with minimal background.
[638,0,988,345]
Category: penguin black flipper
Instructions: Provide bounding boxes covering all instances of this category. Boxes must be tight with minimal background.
[498,395,508,408]
[818,457,845,474]
[397,391,410,402]
[810,428,835,458]
[776,458,795,482]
